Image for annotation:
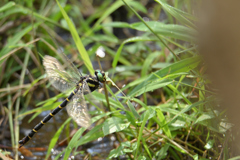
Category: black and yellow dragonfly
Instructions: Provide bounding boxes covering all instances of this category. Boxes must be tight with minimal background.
[19,55,106,148]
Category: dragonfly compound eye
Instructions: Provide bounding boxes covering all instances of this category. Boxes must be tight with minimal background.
[95,70,106,82]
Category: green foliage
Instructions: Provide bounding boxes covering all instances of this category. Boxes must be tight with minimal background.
[56,0,94,74]
[0,0,234,160]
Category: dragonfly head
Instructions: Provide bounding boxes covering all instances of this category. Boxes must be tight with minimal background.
[95,70,106,83]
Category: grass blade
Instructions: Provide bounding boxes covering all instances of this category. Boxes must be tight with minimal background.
[46,118,71,159]
[0,1,15,12]
[56,0,94,74]
[0,22,41,66]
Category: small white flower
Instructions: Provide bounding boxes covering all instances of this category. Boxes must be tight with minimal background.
[96,46,105,58]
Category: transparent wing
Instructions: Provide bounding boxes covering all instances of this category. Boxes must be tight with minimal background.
[66,81,92,128]
[48,33,83,78]
[57,49,83,79]
[43,55,79,92]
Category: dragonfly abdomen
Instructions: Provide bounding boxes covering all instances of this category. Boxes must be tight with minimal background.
[19,88,78,148]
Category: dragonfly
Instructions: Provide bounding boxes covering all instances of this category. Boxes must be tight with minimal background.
[19,55,106,148]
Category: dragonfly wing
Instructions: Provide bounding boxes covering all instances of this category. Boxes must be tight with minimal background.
[57,51,83,80]
[66,81,92,128]
[43,55,78,92]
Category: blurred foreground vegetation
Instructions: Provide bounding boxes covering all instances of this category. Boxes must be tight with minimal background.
[0,0,237,159]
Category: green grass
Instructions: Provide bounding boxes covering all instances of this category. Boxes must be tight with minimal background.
[0,0,236,159]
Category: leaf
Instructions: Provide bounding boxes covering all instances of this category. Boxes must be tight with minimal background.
[156,143,170,160]
[46,118,71,159]
[155,104,197,123]
[135,109,151,158]
[155,0,196,28]
[63,127,86,159]
[139,107,155,122]
[193,154,199,160]
[108,141,132,158]
[127,101,140,119]
[155,109,172,138]
[170,119,186,129]
[56,0,94,74]
[77,124,104,145]
[130,78,173,97]
[229,156,240,160]
[142,138,152,159]
[0,5,63,28]
[102,22,130,28]
[0,22,41,66]
[194,112,215,124]
[109,21,196,67]
[131,21,196,41]
[112,36,154,68]
[204,139,214,150]
[109,144,125,158]
[105,20,197,67]
[58,124,105,160]
[129,1,147,13]
[169,100,208,124]
[92,89,125,110]
[103,21,197,41]
[129,56,201,97]
[141,51,160,77]
[125,110,137,126]
[103,117,130,135]
[0,2,15,12]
